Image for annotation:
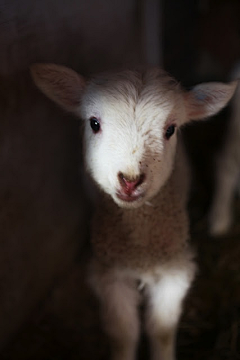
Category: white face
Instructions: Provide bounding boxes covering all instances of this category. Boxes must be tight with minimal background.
[80,71,184,208]
[31,64,237,209]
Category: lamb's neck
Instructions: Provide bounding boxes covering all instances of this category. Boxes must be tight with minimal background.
[91,168,189,270]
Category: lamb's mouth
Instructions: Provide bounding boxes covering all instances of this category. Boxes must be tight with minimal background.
[116,192,145,203]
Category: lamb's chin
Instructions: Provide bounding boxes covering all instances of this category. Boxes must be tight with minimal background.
[112,193,146,209]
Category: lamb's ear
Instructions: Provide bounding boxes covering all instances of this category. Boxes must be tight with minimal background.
[30,63,85,113]
[184,80,238,121]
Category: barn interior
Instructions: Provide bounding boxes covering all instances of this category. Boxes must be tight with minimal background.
[0,1,240,359]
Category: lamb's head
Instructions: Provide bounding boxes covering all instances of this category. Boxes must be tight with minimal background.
[31,64,237,208]
[80,69,185,208]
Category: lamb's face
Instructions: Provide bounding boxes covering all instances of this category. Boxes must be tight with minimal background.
[30,64,237,209]
[81,70,184,208]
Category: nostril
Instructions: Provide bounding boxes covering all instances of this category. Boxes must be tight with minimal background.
[135,173,145,187]
[118,172,124,183]
[118,172,145,193]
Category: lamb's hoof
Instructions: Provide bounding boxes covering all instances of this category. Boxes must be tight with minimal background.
[208,211,232,237]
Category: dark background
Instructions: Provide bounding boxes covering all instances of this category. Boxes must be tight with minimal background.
[0,0,240,359]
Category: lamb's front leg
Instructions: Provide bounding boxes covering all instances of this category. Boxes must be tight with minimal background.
[89,267,141,360]
[145,260,195,360]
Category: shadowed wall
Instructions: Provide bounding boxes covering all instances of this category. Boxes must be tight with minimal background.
[0,0,143,349]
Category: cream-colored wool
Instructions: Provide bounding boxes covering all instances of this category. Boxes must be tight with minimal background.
[31,64,237,360]
[91,157,189,271]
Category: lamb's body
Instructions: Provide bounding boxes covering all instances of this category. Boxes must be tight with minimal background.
[31,64,237,360]
[88,140,195,360]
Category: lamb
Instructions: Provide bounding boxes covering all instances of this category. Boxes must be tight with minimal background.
[209,63,240,236]
[30,63,237,360]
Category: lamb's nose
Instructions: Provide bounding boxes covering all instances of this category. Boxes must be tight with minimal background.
[118,172,145,195]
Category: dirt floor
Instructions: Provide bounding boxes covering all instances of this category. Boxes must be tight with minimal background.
[1,112,240,360]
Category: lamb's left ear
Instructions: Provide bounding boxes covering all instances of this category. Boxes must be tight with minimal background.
[30,63,85,113]
[184,80,238,122]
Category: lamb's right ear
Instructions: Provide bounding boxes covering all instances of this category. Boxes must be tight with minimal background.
[184,80,238,121]
[30,63,85,113]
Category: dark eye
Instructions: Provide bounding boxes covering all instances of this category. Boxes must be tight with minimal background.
[165,124,176,140]
[90,117,101,133]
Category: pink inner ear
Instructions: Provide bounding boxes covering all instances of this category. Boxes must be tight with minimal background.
[185,81,238,121]
[184,92,213,120]
[185,92,208,119]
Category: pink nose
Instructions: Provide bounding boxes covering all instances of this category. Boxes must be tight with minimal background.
[118,172,145,195]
